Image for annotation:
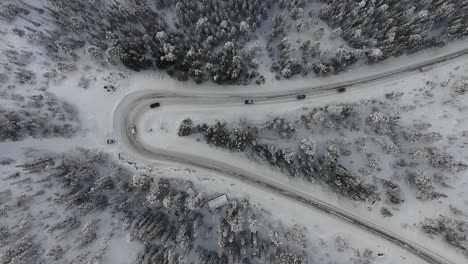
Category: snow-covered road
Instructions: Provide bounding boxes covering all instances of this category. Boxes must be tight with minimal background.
[113,47,468,264]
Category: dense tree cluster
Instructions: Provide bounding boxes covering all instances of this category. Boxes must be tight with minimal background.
[178,119,259,151]
[178,96,467,203]
[1,149,313,264]
[454,79,468,94]
[428,148,467,173]
[407,170,448,200]
[0,235,39,264]
[3,0,468,84]
[420,216,468,254]
[266,0,389,79]
[32,0,276,84]
[177,111,379,202]
[0,91,78,141]
[0,42,79,142]
[382,180,404,204]
[319,0,468,58]
[0,1,30,22]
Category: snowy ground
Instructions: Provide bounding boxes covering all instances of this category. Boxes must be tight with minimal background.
[1,41,467,264]
[1,2,468,262]
[2,37,467,264]
[116,36,468,93]
[0,147,428,264]
[134,54,468,261]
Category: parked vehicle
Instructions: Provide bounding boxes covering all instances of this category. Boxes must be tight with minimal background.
[208,194,229,210]
[296,94,306,100]
[150,102,160,108]
[337,87,346,93]
[418,65,433,72]
[131,125,137,134]
[244,99,254,104]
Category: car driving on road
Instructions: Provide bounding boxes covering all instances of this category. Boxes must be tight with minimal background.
[245,99,254,104]
[296,94,306,100]
[150,102,160,108]
[131,125,136,135]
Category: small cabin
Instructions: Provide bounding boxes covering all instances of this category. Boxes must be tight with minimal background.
[208,194,229,210]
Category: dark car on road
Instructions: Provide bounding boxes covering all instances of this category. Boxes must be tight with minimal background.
[296,94,306,100]
[150,102,160,108]
[337,87,347,93]
[244,99,254,104]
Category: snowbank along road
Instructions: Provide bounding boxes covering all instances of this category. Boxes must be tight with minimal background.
[113,47,468,264]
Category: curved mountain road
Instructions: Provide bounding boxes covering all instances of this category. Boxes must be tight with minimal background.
[114,47,468,264]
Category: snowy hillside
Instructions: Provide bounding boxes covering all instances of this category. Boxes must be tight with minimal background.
[137,57,468,260]
[2,0,468,85]
[1,1,468,264]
